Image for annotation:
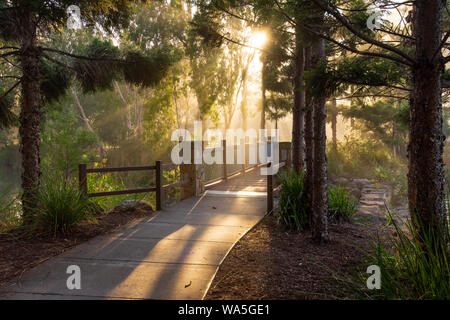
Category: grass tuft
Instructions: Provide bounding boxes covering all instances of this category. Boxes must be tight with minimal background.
[342,208,449,300]
[277,170,309,232]
[328,185,358,223]
[32,174,96,234]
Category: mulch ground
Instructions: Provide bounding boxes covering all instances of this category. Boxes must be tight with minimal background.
[205,214,390,300]
[0,203,155,287]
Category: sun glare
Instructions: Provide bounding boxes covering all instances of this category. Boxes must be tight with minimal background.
[249,31,268,49]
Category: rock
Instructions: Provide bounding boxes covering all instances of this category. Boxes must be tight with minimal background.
[348,187,361,200]
[87,201,104,215]
[335,177,349,186]
[351,178,371,190]
[116,200,154,212]
[328,174,338,184]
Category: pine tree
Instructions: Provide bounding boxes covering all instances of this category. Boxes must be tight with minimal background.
[306,0,448,245]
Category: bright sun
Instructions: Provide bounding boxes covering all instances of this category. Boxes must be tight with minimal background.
[249,31,268,49]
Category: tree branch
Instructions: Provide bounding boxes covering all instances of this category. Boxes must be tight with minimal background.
[40,47,125,64]
[41,53,77,72]
[310,0,416,65]
[0,51,19,59]
[299,23,412,67]
[432,29,450,61]
[0,81,21,100]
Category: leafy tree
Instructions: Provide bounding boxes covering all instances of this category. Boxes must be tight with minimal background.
[187,11,223,131]
[41,108,99,180]
[265,93,291,130]
[0,0,174,221]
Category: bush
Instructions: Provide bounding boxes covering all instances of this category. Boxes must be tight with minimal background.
[277,171,310,232]
[87,166,155,210]
[327,137,404,180]
[328,185,358,223]
[0,188,21,231]
[278,174,358,231]
[344,211,449,300]
[33,174,95,234]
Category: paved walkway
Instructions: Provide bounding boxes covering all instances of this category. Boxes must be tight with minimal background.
[0,174,268,300]
[207,167,267,193]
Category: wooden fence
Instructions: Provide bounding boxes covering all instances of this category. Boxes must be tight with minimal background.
[78,161,187,211]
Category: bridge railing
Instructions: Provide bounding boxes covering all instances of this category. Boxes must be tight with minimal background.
[204,141,261,186]
[203,140,291,186]
[79,141,292,212]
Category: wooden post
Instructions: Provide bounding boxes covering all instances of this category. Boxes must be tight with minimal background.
[223,139,228,180]
[78,164,87,197]
[241,139,246,175]
[267,162,273,214]
[156,160,163,211]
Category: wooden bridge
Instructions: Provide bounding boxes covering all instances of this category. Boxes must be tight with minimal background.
[78,141,291,214]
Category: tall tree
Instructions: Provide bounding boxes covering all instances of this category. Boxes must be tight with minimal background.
[306,0,448,244]
[328,98,339,152]
[0,0,174,221]
[311,37,329,243]
[187,12,223,132]
[291,0,306,172]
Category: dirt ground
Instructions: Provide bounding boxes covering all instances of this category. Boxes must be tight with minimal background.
[205,214,389,300]
[0,203,154,287]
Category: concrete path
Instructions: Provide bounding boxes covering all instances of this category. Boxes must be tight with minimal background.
[207,167,267,193]
[0,193,267,300]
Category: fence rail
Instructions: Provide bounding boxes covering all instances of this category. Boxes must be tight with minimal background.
[78,161,185,211]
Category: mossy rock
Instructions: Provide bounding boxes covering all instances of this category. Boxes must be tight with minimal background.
[115,200,154,212]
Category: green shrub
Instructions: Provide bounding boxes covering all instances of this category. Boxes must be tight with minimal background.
[327,147,346,176]
[327,137,404,180]
[87,168,155,210]
[277,171,310,232]
[0,188,21,231]
[328,185,358,223]
[344,211,449,300]
[33,174,95,234]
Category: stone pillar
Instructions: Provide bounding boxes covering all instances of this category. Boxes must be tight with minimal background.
[180,141,205,200]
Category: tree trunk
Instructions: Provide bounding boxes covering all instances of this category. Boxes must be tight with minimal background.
[292,31,306,173]
[241,90,248,133]
[260,59,266,132]
[409,0,447,243]
[19,13,41,223]
[225,101,233,130]
[173,76,181,129]
[350,85,355,130]
[331,98,338,152]
[304,45,314,219]
[114,81,133,132]
[72,87,105,158]
[311,38,329,243]
[241,54,254,134]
